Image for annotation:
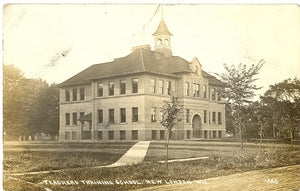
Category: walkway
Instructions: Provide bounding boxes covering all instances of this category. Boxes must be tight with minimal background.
[105,141,151,167]
[136,164,300,191]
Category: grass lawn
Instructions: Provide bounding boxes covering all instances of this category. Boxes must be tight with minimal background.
[3,142,136,173]
[3,140,300,191]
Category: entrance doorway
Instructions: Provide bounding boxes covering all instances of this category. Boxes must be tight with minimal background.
[192,115,202,138]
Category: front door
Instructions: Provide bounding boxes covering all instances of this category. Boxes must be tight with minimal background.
[192,115,202,138]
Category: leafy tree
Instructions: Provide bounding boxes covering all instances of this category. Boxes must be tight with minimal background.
[261,78,300,141]
[160,96,182,165]
[216,60,264,149]
[3,65,31,140]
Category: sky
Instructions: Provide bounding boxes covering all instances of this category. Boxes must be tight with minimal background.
[3,4,300,98]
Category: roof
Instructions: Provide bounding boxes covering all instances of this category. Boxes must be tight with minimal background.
[59,48,191,87]
[152,19,173,36]
[78,113,92,122]
[59,48,223,87]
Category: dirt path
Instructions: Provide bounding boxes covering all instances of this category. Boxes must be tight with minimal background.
[135,165,300,191]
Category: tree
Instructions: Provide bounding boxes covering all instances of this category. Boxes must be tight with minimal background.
[160,96,182,165]
[3,65,31,140]
[261,78,300,141]
[216,60,264,149]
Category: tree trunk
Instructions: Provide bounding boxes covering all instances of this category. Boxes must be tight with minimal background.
[165,130,171,167]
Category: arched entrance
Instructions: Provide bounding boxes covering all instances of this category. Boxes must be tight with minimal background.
[192,115,202,138]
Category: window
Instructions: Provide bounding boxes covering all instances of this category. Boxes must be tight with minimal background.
[65,132,70,140]
[80,112,84,124]
[151,107,157,122]
[65,90,70,102]
[109,81,114,96]
[160,130,165,140]
[72,112,77,125]
[120,108,126,123]
[193,84,200,97]
[218,112,222,124]
[158,80,164,94]
[120,130,126,140]
[186,109,190,123]
[109,109,114,123]
[218,131,222,138]
[187,130,191,139]
[204,130,208,139]
[151,79,156,93]
[185,82,189,96]
[213,131,217,139]
[132,107,138,122]
[65,113,70,125]
[108,131,114,140]
[159,108,163,121]
[97,83,103,97]
[217,89,221,101]
[80,87,85,100]
[167,81,171,95]
[212,88,216,100]
[132,130,138,140]
[203,85,207,98]
[72,88,77,101]
[72,132,77,140]
[98,131,103,140]
[152,130,157,140]
[212,112,216,124]
[120,80,126,95]
[204,110,207,123]
[132,78,138,93]
[98,110,103,123]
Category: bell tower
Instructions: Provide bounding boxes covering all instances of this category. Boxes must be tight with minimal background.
[152,18,172,57]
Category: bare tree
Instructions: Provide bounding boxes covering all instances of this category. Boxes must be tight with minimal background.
[160,96,182,165]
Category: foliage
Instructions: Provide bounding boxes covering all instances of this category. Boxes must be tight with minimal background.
[216,60,264,149]
[3,65,59,140]
[160,96,182,164]
[260,78,300,139]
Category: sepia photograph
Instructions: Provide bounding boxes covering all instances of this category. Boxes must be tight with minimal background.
[2,3,300,190]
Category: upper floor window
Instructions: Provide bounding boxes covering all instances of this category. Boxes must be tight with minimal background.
[65,113,70,125]
[159,108,164,121]
[98,109,103,123]
[120,80,126,95]
[193,84,200,97]
[80,87,85,100]
[167,81,171,95]
[72,112,77,125]
[132,78,138,93]
[109,81,114,96]
[212,112,216,124]
[212,88,216,100]
[158,80,164,94]
[203,85,207,98]
[204,110,207,123]
[109,109,114,123]
[185,82,190,96]
[80,112,84,124]
[97,83,103,97]
[186,109,190,123]
[120,108,126,123]
[132,107,138,122]
[65,90,70,102]
[218,112,222,124]
[217,89,221,101]
[151,79,156,93]
[151,107,157,122]
[72,88,77,101]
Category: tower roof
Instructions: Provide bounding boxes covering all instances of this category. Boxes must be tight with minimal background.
[152,19,172,36]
